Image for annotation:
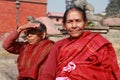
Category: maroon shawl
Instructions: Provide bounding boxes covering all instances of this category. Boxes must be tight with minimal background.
[17,40,54,80]
[56,32,120,80]
[2,30,54,80]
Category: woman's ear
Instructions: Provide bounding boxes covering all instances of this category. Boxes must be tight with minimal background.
[85,20,88,26]
[42,32,46,39]
[83,20,87,28]
[63,24,66,30]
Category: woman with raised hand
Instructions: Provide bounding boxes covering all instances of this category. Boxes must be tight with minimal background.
[3,20,54,80]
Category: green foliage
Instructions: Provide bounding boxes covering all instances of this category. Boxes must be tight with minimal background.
[105,0,119,17]
[87,21,94,27]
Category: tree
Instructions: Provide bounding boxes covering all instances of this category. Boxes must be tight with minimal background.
[105,0,119,17]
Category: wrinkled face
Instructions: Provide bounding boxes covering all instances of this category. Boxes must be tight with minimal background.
[64,10,86,38]
[26,34,41,44]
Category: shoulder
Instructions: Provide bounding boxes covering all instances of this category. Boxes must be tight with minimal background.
[85,31,110,43]
[43,39,54,44]
[93,32,110,44]
[55,38,68,45]
[50,38,69,50]
[86,32,112,52]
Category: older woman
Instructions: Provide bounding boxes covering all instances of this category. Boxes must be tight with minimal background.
[2,20,54,80]
[40,6,120,80]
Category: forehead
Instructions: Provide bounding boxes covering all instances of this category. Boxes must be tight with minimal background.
[66,10,83,20]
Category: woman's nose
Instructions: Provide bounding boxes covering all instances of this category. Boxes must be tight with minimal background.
[72,21,77,28]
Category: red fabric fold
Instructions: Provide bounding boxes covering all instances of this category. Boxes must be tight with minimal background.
[17,40,54,79]
[56,31,120,80]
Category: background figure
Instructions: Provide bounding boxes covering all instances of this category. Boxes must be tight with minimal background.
[2,20,54,80]
[40,6,120,80]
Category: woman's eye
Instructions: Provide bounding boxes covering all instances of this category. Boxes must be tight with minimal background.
[66,20,72,23]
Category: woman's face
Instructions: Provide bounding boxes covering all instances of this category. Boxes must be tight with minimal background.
[64,10,86,38]
[25,28,45,44]
[26,34,42,44]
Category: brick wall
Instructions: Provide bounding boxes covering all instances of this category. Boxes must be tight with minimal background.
[0,0,47,33]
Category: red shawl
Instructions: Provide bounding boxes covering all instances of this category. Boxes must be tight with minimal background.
[56,32,120,80]
[2,30,54,80]
[17,40,54,80]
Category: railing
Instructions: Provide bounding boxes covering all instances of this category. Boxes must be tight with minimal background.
[109,26,120,30]
[58,26,109,35]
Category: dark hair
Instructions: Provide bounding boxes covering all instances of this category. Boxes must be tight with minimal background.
[62,6,87,24]
[32,20,47,32]
[25,20,47,39]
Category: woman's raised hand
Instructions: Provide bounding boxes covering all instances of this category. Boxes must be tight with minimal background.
[17,22,40,32]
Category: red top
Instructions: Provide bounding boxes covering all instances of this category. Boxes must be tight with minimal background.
[40,31,120,80]
[2,30,54,80]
